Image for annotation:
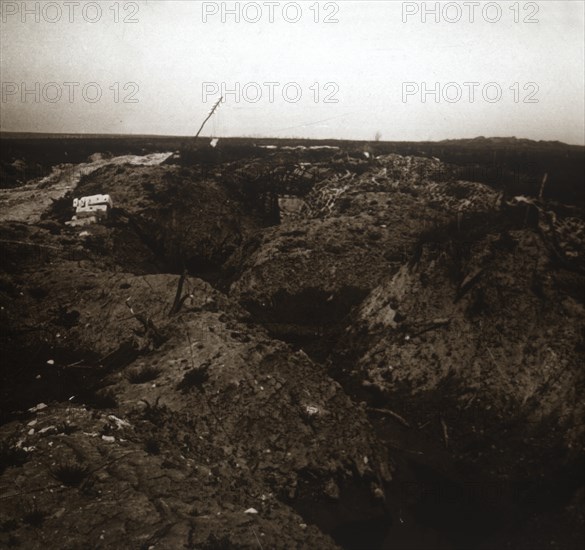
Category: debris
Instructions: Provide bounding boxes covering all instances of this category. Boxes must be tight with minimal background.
[323,479,341,500]
[305,405,320,417]
[66,194,113,227]
[38,426,57,435]
[371,483,385,500]
[2,143,582,548]
[169,270,189,316]
[107,415,131,430]
[28,403,48,413]
[368,407,411,428]
[440,417,449,450]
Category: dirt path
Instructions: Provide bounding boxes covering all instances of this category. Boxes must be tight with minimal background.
[0,152,173,224]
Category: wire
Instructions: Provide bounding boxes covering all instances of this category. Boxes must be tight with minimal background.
[273,113,352,133]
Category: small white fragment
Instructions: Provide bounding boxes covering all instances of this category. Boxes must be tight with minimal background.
[46,360,55,365]
[38,426,56,435]
[101,435,115,443]
[28,428,35,435]
[373,486,385,499]
[108,415,131,429]
[244,508,259,515]
[28,403,48,413]
[363,456,369,465]
[305,405,319,417]
[27,420,37,427]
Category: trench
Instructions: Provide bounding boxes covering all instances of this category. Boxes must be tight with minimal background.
[234,290,509,550]
[119,192,548,550]
[221,197,579,549]
[2,154,581,549]
[239,286,369,362]
[246,276,583,550]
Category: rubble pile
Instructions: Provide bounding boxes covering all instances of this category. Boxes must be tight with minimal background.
[303,154,497,219]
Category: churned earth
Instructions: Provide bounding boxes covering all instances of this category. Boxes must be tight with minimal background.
[0,146,583,549]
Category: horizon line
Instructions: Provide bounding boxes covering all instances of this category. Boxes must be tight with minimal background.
[0,131,583,147]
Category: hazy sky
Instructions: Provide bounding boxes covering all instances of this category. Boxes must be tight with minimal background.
[1,0,584,143]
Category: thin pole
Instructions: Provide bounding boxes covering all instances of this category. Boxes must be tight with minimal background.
[194,96,223,141]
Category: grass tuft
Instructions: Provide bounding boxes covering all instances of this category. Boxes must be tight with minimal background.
[51,460,90,487]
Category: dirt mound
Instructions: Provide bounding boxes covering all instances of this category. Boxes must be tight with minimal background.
[345,223,585,455]
[0,239,392,549]
[332,217,585,547]
[1,146,583,549]
[58,163,262,280]
[230,155,500,358]
[0,153,174,225]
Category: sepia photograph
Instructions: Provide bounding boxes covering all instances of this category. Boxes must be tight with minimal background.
[0,1,584,548]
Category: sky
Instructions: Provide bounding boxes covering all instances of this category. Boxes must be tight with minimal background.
[0,0,584,144]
